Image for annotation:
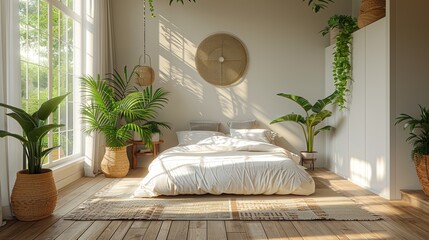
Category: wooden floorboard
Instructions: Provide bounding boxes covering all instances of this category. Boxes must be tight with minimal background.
[1,168,429,239]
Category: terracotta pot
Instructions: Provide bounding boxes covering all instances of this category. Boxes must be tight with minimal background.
[11,169,57,221]
[414,155,429,196]
[101,146,130,178]
[358,0,386,28]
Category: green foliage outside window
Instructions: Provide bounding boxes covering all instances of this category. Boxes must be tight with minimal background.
[19,0,76,162]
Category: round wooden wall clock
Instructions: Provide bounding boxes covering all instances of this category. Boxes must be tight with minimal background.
[195,33,248,87]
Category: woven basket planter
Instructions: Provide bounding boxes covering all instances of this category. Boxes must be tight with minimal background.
[101,146,130,178]
[358,0,386,28]
[11,169,57,221]
[414,155,429,196]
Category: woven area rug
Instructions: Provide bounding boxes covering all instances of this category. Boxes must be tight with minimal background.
[64,178,381,221]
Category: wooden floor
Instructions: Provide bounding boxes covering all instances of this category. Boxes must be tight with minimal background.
[1,168,429,240]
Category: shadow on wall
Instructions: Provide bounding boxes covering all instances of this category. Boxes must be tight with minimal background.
[153,15,303,154]
[157,15,249,118]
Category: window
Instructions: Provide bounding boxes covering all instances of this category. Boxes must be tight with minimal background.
[19,0,82,165]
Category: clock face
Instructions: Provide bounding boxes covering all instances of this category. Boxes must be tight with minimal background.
[195,33,248,87]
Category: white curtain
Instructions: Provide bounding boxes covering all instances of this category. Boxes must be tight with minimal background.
[84,0,115,176]
[0,0,4,226]
[0,0,20,223]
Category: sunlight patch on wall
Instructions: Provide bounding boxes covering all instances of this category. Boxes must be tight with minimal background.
[333,152,345,174]
[350,157,370,188]
[158,15,196,71]
[215,80,248,118]
[159,55,203,102]
[376,156,388,197]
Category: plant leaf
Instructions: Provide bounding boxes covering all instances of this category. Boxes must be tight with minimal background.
[0,103,37,129]
[33,93,70,121]
[312,91,337,113]
[27,124,64,142]
[0,130,28,143]
[277,93,312,112]
[41,145,61,158]
[315,125,334,135]
[271,113,306,125]
[308,110,332,127]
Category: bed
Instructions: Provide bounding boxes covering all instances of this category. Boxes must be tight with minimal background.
[134,135,315,197]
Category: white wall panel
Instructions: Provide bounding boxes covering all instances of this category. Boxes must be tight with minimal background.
[325,18,389,198]
[365,19,389,198]
[349,28,368,188]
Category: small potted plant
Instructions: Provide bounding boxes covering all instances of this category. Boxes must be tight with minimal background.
[395,105,429,196]
[270,92,337,165]
[0,94,69,221]
[321,15,358,110]
[81,67,169,178]
[133,121,169,142]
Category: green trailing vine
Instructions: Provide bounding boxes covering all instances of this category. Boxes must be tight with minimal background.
[321,15,358,109]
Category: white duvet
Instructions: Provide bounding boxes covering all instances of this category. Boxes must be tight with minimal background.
[134,136,315,197]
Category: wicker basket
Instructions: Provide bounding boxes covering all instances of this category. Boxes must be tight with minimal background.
[101,146,130,178]
[358,0,386,28]
[135,65,154,86]
[11,169,57,221]
[415,155,429,196]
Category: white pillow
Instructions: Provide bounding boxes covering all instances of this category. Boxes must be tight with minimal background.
[230,129,270,143]
[189,121,220,131]
[227,120,256,129]
[176,131,225,146]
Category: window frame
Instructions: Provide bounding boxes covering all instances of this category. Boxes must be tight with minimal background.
[19,0,85,168]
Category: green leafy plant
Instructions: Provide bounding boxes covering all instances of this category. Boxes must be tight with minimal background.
[270,92,337,152]
[81,67,170,149]
[395,105,429,162]
[106,66,171,138]
[321,15,358,109]
[147,0,195,14]
[0,94,69,174]
[303,0,334,13]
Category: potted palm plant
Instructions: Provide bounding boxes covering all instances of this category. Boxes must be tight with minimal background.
[0,94,69,221]
[270,92,337,163]
[107,66,170,142]
[395,105,429,196]
[81,68,169,178]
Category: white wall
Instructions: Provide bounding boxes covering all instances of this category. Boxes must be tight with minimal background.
[352,0,361,18]
[390,0,429,199]
[112,0,352,167]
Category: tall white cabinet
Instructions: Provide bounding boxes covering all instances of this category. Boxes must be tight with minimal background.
[325,18,391,199]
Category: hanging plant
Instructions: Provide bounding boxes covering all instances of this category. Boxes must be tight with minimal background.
[303,0,334,13]
[321,15,358,109]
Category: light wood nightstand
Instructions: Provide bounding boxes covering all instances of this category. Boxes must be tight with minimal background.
[131,140,164,169]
